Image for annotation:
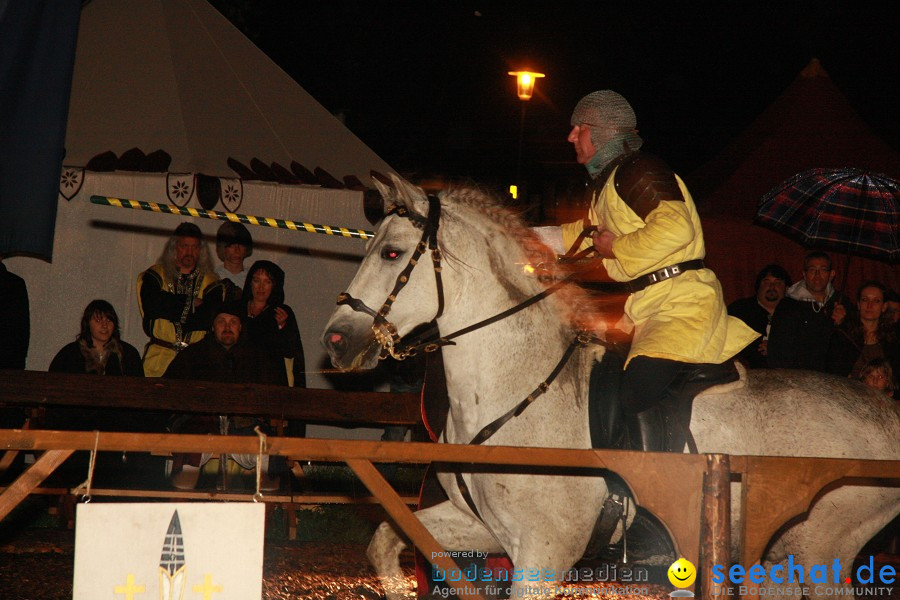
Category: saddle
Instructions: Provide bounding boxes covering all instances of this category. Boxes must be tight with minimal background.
[585,352,739,558]
[588,350,739,452]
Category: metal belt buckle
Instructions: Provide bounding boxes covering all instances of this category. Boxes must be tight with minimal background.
[174,340,189,351]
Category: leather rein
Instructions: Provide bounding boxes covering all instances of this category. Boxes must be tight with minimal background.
[335,198,615,521]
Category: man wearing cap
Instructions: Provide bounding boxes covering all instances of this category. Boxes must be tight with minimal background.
[214,221,253,299]
[137,222,226,377]
[164,302,286,489]
[561,90,757,452]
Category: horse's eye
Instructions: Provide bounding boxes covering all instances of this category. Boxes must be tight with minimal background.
[380,247,402,261]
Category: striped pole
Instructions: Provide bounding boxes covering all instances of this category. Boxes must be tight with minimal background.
[90,195,375,240]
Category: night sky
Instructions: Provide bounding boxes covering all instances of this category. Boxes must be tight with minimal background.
[212,1,899,185]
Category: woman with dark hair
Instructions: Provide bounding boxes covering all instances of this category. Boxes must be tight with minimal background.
[240,261,305,388]
[46,300,147,443]
[826,281,898,379]
[49,299,143,376]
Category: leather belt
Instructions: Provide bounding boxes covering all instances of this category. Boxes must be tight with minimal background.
[627,259,705,293]
[149,337,190,352]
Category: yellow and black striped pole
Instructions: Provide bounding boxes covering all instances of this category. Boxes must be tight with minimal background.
[90,195,375,240]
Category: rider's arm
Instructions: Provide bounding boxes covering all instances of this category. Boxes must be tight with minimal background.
[608,201,695,277]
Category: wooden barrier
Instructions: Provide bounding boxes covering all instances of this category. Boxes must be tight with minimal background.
[2,370,899,600]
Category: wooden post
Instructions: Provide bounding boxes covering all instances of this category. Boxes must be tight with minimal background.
[701,454,731,600]
[346,458,484,600]
[0,449,73,521]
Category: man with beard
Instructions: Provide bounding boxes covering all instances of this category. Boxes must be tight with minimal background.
[727,264,791,368]
[767,251,850,371]
[138,222,226,377]
[164,303,286,490]
[558,90,757,452]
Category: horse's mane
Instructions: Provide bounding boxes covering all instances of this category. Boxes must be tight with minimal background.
[438,185,609,334]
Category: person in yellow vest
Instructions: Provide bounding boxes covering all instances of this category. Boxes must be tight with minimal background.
[561,90,758,452]
[137,222,226,377]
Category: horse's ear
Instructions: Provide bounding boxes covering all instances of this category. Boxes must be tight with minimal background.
[388,174,429,218]
[371,176,396,213]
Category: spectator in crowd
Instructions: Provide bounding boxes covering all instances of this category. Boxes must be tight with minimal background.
[215,221,253,301]
[857,357,895,398]
[884,289,900,326]
[47,300,146,433]
[0,258,29,370]
[727,264,791,368]
[49,299,143,376]
[767,251,850,371]
[240,260,305,389]
[137,222,226,377]
[826,280,898,379]
[164,302,286,490]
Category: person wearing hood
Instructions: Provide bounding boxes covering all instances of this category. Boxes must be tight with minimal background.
[240,260,305,389]
[767,251,850,371]
[558,90,757,452]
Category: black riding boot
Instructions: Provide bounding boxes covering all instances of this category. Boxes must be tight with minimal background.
[626,407,666,452]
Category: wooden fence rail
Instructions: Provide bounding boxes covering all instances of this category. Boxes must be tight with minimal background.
[1,370,899,600]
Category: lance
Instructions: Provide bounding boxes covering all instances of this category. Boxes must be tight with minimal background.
[90,195,376,240]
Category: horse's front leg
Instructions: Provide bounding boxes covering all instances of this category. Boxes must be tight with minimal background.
[368,499,504,600]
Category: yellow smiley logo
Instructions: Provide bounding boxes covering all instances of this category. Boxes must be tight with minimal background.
[668,557,697,588]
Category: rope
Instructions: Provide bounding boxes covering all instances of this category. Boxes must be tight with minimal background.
[74,431,100,503]
[253,426,267,502]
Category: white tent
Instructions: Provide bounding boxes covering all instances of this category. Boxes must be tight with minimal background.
[63,0,391,180]
[7,0,394,436]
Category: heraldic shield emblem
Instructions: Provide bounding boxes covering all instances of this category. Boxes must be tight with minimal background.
[220,178,243,212]
[166,173,196,207]
[59,167,85,200]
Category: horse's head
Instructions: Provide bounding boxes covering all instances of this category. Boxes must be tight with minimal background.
[322,175,444,370]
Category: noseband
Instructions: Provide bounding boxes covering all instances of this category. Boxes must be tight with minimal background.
[336,195,444,360]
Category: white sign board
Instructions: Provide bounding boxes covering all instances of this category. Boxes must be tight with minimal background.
[73,502,265,599]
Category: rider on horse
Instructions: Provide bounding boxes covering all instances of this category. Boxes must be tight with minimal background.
[561,90,758,452]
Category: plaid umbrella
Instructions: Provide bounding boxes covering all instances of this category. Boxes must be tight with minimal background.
[755,167,900,263]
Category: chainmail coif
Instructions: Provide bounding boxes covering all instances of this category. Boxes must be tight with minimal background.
[571,90,644,178]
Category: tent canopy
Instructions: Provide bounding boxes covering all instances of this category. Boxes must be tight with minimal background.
[690,59,900,219]
[64,0,392,181]
[690,59,900,302]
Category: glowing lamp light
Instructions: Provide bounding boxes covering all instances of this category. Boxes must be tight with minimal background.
[508,71,545,100]
[509,184,518,199]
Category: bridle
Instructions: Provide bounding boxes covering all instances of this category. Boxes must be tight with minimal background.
[336,195,444,361]
[335,195,615,363]
[335,194,619,522]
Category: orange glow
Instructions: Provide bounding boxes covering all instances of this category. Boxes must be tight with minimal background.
[508,70,545,100]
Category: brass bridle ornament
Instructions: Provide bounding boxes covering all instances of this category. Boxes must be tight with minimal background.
[335,195,445,361]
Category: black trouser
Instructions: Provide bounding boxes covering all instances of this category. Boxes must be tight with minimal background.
[621,356,689,416]
[621,355,737,451]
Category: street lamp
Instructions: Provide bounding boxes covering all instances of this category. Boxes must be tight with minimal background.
[508,70,544,101]
[507,71,545,199]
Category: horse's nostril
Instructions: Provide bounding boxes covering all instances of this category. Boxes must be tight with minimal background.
[329,333,343,345]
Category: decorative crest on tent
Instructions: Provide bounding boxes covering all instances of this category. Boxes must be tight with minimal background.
[166,174,196,208]
[59,167,85,201]
[220,178,243,212]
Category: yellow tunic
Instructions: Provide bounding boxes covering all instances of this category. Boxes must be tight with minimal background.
[562,169,757,366]
[137,264,221,378]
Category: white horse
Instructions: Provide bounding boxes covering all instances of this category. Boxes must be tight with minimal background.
[322,175,900,600]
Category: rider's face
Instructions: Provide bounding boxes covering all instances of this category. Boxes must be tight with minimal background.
[567,124,597,165]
